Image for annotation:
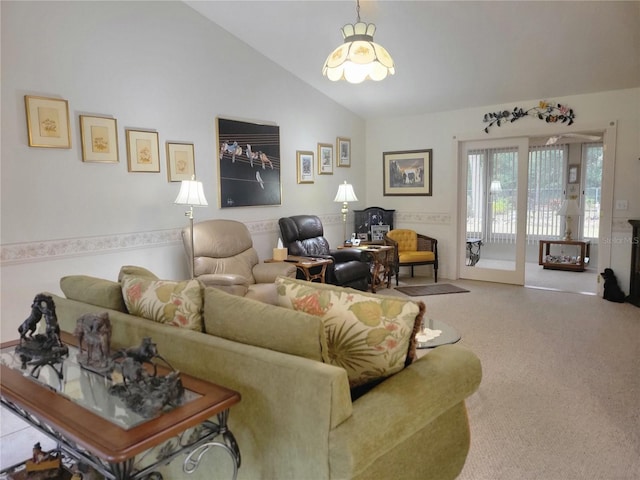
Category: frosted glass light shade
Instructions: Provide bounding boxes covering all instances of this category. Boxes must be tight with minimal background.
[322,22,395,84]
[334,181,358,203]
[174,180,208,207]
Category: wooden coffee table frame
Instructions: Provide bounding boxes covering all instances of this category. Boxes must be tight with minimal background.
[1,332,241,480]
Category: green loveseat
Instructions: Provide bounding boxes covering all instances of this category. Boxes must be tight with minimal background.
[50,270,481,480]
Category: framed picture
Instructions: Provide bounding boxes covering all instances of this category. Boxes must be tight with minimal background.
[24,95,71,148]
[383,149,433,196]
[371,224,390,241]
[79,115,118,163]
[568,165,580,184]
[337,137,351,167]
[125,129,160,172]
[166,142,195,182]
[317,143,333,175]
[217,117,281,208]
[357,232,369,241]
[297,150,314,184]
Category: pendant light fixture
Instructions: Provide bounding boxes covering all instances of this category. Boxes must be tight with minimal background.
[322,0,395,84]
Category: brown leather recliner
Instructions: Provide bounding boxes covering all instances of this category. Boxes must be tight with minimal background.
[278,215,371,291]
[182,219,296,304]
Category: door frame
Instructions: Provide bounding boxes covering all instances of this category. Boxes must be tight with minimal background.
[454,121,617,291]
[457,136,529,284]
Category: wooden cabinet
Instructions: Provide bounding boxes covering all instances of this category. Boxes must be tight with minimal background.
[629,220,640,307]
[354,207,395,242]
[539,239,591,271]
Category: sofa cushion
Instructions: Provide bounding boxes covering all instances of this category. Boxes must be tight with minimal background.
[60,275,128,312]
[275,277,424,389]
[121,275,203,331]
[203,286,329,362]
[117,265,159,282]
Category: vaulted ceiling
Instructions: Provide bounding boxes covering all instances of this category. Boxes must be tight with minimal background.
[186,1,640,119]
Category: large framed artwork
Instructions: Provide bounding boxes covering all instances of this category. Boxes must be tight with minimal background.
[217,117,281,208]
[24,95,71,148]
[383,149,433,196]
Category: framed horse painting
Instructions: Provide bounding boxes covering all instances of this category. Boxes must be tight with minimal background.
[216,117,281,208]
[383,149,433,196]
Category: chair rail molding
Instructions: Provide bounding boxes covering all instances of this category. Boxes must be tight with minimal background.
[395,212,452,225]
[1,229,181,265]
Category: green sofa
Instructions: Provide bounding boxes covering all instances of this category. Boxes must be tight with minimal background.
[50,270,482,480]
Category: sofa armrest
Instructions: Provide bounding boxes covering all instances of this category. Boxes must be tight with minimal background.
[252,261,296,283]
[330,344,481,476]
[330,248,367,263]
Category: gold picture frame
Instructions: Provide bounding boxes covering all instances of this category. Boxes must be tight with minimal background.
[24,95,71,148]
[79,115,119,163]
[317,143,334,175]
[126,129,160,173]
[296,150,314,184]
[337,137,351,167]
[166,142,195,182]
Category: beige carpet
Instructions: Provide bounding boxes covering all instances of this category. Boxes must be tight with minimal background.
[379,277,640,480]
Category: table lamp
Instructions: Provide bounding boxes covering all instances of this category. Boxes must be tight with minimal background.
[175,178,208,278]
[557,198,581,241]
[334,181,358,243]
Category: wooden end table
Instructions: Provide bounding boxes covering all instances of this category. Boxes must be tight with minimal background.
[340,245,394,293]
[1,332,241,480]
[264,255,332,283]
[538,239,591,271]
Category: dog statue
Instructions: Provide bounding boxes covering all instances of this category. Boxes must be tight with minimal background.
[601,268,626,303]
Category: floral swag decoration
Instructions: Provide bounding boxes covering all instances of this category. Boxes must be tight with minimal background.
[483,101,575,133]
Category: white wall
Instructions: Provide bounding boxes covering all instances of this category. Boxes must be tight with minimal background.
[366,88,640,283]
[0,1,366,340]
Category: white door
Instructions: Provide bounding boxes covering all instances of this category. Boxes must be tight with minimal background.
[458,137,529,284]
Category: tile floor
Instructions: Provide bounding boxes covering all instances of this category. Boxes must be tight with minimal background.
[0,405,56,471]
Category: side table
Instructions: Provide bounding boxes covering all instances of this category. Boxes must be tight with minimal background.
[265,255,332,283]
[340,245,394,293]
[538,239,591,271]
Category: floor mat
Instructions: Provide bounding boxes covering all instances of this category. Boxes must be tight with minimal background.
[395,284,469,296]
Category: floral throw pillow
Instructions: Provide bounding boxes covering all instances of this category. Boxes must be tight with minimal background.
[276,277,424,389]
[121,275,203,331]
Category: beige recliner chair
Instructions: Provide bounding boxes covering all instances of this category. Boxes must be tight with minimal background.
[182,219,296,304]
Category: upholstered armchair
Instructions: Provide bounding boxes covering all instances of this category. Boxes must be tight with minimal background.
[182,219,296,304]
[278,215,371,291]
[384,229,438,285]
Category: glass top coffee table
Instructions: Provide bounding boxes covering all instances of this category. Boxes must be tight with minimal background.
[416,318,461,349]
[0,332,241,480]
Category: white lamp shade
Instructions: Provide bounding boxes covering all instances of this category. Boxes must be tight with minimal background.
[334,181,358,203]
[557,199,581,216]
[322,22,395,84]
[174,180,208,207]
[490,180,502,193]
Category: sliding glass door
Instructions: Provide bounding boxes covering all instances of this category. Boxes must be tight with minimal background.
[459,137,529,284]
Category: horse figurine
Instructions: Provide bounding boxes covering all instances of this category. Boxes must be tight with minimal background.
[74,312,111,368]
[18,297,44,343]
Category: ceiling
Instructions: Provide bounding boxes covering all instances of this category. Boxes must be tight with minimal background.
[186,1,640,120]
